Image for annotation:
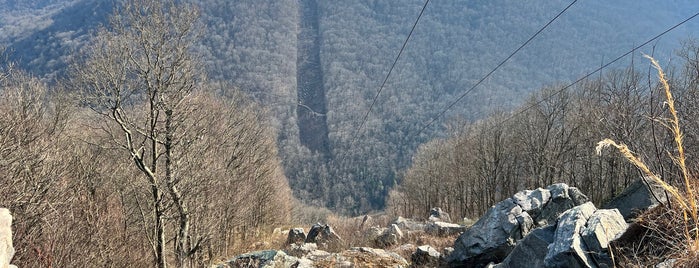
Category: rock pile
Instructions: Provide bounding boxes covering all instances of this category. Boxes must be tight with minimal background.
[220,179,663,268]
[446,183,631,268]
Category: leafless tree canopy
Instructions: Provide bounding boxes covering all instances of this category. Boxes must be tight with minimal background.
[0,1,292,267]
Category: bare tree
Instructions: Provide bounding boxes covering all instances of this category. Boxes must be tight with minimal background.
[74,0,203,266]
[0,66,73,266]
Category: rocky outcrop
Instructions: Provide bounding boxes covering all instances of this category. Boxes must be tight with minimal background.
[0,208,15,268]
[544,202,598,268]
[217,250,301,268]
[603,177,667,221]
[392,216,426,231]
[286,228,306,245]
[305,223,343,250]
[581,209,627,267]
[376,224,403,247]
[496,225,556,268]
[428,207,451,222]
[448,183,588,267]
[411,245,441,267]
[477,203,627,268]
[425,221,467,237]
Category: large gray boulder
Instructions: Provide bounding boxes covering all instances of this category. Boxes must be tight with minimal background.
[496,225,556,268]
[447,199,531,267]
[581,209,627,267]
[603,177,667,221]
[545,202,597,268]
[447,184,588,267]
[0,209,14,268]
[537,184,589,226]
[492,206,627,268]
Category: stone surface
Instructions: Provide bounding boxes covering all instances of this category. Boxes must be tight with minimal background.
[604,177,668,221]
[411,245,441,267]
[537,184,588,226]
[305,223,343,249]
[376,224,404,247]
[447,199,527,267]
[447,183,592,267]
[0,208,13,268]
[286,243,318,258]
[286,228,306,245]
[340,247,408,267]
[496,225,556,268]
[512,188,551,219]
[428,207,452,222]
[545,202,597,268]
[425,221,467,236]
[392,216,426,231]
[220,250,299,268]
[365,226,386,245]
[581,209,627,267]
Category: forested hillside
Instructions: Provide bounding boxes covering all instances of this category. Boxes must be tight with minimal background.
[2,0,699,214]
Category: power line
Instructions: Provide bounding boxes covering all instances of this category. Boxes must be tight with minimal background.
[339,0,429,162]
[416,0,578,136]
[496,10,699,127]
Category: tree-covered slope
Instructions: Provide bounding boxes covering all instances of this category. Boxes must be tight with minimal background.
[3,0,699,214]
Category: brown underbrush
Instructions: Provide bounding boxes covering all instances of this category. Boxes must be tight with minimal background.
[599,56,699,267]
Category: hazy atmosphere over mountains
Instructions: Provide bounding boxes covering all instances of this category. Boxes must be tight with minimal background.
[2,0,698,214]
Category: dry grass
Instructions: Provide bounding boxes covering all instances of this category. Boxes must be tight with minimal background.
[598,56,699,266]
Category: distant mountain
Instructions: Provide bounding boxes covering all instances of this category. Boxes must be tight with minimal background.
[3,0,698,214]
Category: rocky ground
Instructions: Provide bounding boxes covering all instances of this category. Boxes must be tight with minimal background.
[215,178,669,268]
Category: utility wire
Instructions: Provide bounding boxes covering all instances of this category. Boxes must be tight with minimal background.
[416,0,577,136]
[496,11,699,127]
[339,0,429,162]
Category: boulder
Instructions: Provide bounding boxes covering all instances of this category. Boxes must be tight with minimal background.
[603,177,668,221]
[447,183,590,267]
[447,199,530,267]
[376,224,403,247]
[411,245,441,267]
[392,216,426,231]
[512,187,551,220]
[0,208,14,268]
[496,225,556,268]
[537,184,589,226]
[365,226,386,244]
[544,202,597,268]
[286,228,306,245]
[286,243,318,258]
[428,207,452,222]
[219,250,299,268]
[581,209,627,267]
[425,221,467,236]
[305,223,343,250]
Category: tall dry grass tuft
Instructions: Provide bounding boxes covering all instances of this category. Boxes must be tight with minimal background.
[597,56,699,257]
